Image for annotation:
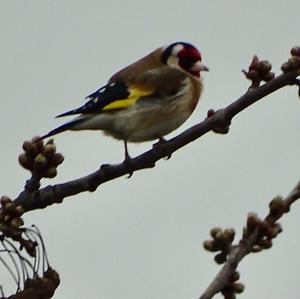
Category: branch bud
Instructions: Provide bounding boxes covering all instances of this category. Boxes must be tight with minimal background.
[247,212,258,230]
[18,153,33,170]
[46,166,58,178]
[50,153,64,166]
[257,60,272,73]
[22,141,38,157]
[223,228,235,243]
[269,196,286,217]
[1,195,11,206]
[214,252,227,264]
[291,46,300,57]
[34,154,48,170]
[43,144,56,158]
[210,227,222,238]
[203,240,220,252]
[233,282,245,294]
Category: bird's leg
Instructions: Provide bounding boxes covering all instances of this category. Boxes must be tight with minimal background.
[153,137,172,159]
[124,140,130,161]
[123,140,134,178]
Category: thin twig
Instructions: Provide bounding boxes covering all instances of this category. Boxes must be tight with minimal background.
[199,181,300,299]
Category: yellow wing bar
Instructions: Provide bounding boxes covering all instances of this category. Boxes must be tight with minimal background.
[102,86,153,111]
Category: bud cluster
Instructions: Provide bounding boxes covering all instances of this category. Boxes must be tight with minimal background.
[221,271,245,299]
[19,137,64,178]
[243,200,284,253]
[243,55,275,88]
[0,195,24,232]
[203,227,235,264]
[281,46,300,72]
[0,196,38,257]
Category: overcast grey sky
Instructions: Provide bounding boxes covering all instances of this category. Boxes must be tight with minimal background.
[1,1,300,298]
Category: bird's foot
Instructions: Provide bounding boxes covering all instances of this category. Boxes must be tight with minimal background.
[123,154,134,178]
[153,137,172,160]
[122,140,134,178]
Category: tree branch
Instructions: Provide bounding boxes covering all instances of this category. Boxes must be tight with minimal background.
[13,69,299,212]
[199,181,300,299]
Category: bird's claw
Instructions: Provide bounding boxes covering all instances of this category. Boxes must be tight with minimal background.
[123,155,134,178]
[153,138,172,159]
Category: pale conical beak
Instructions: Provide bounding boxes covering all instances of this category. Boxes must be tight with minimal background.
[200,63,209,72]
[192,61,209,72]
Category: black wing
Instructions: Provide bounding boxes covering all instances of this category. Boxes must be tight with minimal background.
[56,81,130,117]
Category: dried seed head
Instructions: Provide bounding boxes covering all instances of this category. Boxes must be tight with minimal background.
[40,277,56,298]
[44,268,60,287]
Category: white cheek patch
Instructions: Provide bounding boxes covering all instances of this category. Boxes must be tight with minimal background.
[167,43,184,68]
[167,55,179,68]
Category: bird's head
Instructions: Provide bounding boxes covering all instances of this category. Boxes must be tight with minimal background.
[161,42,209,78]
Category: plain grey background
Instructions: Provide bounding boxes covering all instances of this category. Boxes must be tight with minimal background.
[1,1,300,298]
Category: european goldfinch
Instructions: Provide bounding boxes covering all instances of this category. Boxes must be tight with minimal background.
[42,42,208,159]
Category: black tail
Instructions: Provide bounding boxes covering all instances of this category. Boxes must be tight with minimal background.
[56,98,100,117]
[41,118,85,139]
[56,107,83,118]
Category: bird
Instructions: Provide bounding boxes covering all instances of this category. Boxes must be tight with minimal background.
[41,42,209,160]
